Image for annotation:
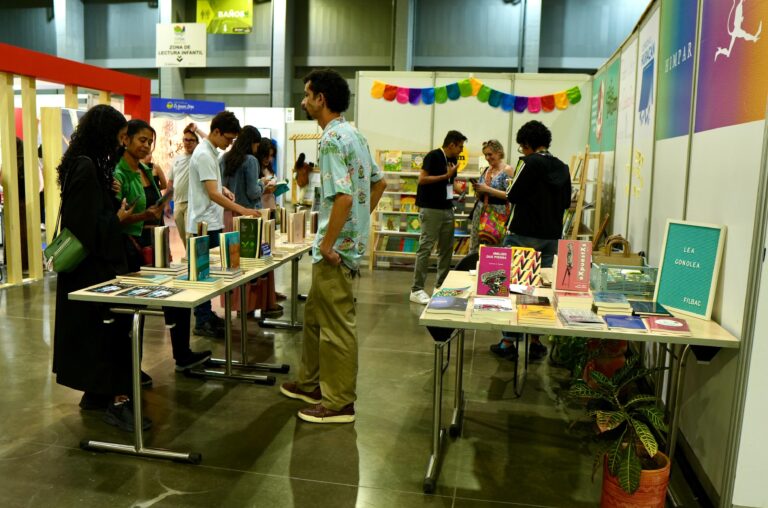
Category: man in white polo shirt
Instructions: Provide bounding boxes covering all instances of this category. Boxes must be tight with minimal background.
[187,111,261,337]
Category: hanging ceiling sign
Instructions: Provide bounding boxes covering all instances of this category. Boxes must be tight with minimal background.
[197,0,253,34]
[156,24,207,67]
[150,98,225,116]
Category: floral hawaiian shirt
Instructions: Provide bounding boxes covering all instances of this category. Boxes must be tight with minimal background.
[312,116,383,269]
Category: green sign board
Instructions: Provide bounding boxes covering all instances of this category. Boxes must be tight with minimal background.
[197,0,252,34]
[654,220,726,320]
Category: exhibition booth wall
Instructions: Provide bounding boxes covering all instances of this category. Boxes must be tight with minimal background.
[587,1,768,506]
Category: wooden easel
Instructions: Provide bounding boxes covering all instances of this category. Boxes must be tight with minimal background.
[566,145,604,243]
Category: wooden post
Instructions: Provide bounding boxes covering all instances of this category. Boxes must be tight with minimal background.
[21,76,43,279]
[41,107,63,245]
[0,72,23,285]
[64,84,78,109]
[98,90,111,105]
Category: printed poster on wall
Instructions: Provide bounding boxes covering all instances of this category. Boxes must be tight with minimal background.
[589,58,620,153]
[156,24,206,67]
[197,0,253,34]
[612,38,639,236]
[627,8,660,252]
[656,0,698,140]
[696,0,768,132]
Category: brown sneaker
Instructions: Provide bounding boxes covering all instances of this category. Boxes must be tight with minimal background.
[279,382,322,404]
[298,403,355,424]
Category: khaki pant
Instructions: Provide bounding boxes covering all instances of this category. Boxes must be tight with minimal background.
[173,201,188,249]
[411,207,455,292]
[296,259,357,410]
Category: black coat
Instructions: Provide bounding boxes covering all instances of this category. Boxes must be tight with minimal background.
[52,157,132,395]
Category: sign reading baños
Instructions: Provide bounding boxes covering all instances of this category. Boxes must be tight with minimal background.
[654,220,726,320]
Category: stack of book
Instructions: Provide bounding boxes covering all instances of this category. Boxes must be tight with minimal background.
[116,271,173,285]
[425,296,470,319]
[235,216,267,269]
[557,308,605,330]
[603,314,647,333]
[593,292,632,316]
[645,316,691,336]
[141,263,186,276]
[471,296,516,325]
[553,290,594,310]
[517,294,556,326]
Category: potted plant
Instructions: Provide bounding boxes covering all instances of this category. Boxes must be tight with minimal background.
[569,354,671,507]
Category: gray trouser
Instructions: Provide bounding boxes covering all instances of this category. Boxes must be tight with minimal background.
[411,207,455,292]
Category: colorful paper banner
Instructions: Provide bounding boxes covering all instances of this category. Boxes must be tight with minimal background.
[370,77,583,114]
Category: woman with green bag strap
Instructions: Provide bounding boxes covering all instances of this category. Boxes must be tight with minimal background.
[52,105,151,433]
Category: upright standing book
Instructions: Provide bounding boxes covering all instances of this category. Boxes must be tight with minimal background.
[236,216,262,259]
[509,247,542,286]
[188,235,210,281]
[218,231,241,269]
[554,239,592,292]
[476,245,512,297]
[152,225,171,268]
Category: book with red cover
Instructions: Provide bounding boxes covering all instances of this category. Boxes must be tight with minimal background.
[554,239,592,292]
[645,316,691,335]
[476,245,512,297]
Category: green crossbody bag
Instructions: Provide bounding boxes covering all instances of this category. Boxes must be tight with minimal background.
[43,160,89,273]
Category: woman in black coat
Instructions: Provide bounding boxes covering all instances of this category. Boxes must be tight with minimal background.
[52,104,148,431]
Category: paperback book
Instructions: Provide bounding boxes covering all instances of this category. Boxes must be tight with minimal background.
[517,304,557,325]
[236,216,262,259]
[603,314,647,332]
[629,300,672,316]
[188,235,210,281]
[509,247,542,286]
[410,152,426,170]
[272,180,290,197]
[476,245,512,297]
[116,272,173,285]
[378,196,395,212]
[151,225,171,268]
[406,215,421,233]
[400,196,417,212]
[645,316,691,336]
[401,178,418,193]
[425,296,469,316]
[472,296,516,324]
[219,231,241,269]
[117,285,184,299]
[553,290,594,310]
[382,213,401,232]
[554,239,592,292]
[87,282,135,294]
[557,308,605,329]
[433,286,472,298]
[383,150,402,172]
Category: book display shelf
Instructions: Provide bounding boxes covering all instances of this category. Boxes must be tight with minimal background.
[369,149,480,270]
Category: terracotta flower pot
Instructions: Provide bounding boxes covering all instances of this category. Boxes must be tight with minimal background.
[583,339,628,388]
[600,451,671,508]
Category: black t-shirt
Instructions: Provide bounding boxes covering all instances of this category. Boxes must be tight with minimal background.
[416,148,457,210]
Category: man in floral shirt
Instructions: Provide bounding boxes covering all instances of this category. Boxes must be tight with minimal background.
[280,68,387,423]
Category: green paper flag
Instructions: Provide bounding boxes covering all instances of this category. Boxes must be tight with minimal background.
[476,85,491,103]
[435,86,448,104]
[458,79,473,97]
[566,86,582,104]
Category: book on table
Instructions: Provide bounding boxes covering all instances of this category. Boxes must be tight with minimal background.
[516,294,551,306]
[116,272,173,285]
[509,283,536,296]
[117,285,184,299]
[433,286,472,298]
[603,314,648,332]
[472,296,516,324]
[645,316,691,335]
[151,225,171,268]
[172,274,222,289]
[557,308,605,329]
[141,263,186,275]
[509,247,542,286]
[628,300,672,316]
[87,282,135,294]
[235,216,262,259]
[477,245,512,297]
[218,231,241,269]
[425,296,469,316]
[593,292,630,307]
[553,290,594,310]
[553,239,592,292]
[517,304,557,325]
[187,235,210,281]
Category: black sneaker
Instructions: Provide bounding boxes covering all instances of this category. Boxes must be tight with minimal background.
[79,392,110,411]
[490,341,518,360]
[529,342,548,360]
[175,350,213,372]
[103,400,152,432]
[140,371,153,387]
[207,313,227,331]
[193,320,224,338]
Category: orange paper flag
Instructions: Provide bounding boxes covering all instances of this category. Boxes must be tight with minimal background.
[371,80,385,99]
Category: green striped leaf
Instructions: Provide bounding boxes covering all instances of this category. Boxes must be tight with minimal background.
[630,418,658,458]
[595,410,625,433]
[625,394,658,408]
[606,428,627,476]
[618,441,642,494]
[639,406,668,433]
[569,382,611,402]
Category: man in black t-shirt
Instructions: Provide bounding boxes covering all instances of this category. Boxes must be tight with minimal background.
[409,130,467,304]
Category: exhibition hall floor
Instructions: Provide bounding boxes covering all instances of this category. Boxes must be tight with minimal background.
[0,258,704,507]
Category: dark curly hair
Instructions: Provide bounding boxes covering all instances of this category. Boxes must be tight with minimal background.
[516,120,552,150]
[303,68,350,114]
[210,110,241,135]
[221,125,262,178]
[56,104,127,190]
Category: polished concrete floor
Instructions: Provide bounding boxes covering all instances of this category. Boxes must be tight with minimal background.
[0,256,702,507]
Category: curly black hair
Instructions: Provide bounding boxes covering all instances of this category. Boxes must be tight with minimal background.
[515,120,552,150]
[56,104,127,191]
[303,68,350,114]
[221,125,262,178]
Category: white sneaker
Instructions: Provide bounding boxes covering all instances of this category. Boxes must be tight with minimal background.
[409,290,431,305]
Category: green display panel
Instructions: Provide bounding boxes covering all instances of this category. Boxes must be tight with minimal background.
[197,0,252,34]
[654,220,726,320]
